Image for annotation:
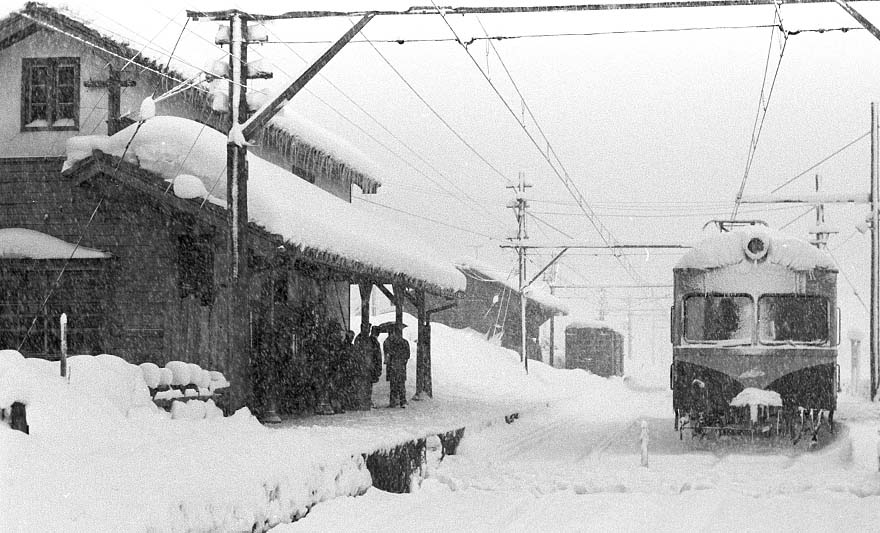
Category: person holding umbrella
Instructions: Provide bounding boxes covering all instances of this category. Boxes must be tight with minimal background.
[382,322,410,408]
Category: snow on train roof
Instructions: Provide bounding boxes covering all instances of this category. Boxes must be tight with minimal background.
[565,319,619,333]
[675,229,836,272]
[63,116,465,292]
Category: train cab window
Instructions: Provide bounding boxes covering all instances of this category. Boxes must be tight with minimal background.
[684,294,753,344]
[758,295,828,344]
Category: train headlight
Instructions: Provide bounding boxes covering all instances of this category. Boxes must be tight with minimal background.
[744,236,768,261]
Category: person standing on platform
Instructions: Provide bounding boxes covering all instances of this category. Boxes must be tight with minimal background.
[383,323,410,408]
[352,323,379,410]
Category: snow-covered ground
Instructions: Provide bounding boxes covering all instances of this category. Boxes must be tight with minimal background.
[4,313,880,531]
[0,314,596,531]
[278,381,880,532]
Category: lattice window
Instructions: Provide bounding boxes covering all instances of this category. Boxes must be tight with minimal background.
[21,57,80,131]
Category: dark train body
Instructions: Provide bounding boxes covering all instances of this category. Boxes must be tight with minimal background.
[670,229,838,438]
[565,321,624,377]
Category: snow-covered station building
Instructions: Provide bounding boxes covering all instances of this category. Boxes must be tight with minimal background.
[0,2,465,412]
[416,260,567,360]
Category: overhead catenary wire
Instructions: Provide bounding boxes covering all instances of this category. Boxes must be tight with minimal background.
[186,1,880,20]
[433,4,645,283]
[261,22,854,45]
[732,6,788,218]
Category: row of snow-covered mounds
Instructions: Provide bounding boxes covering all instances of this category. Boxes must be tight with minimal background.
[0,348,373,531]
[140,360,229,394]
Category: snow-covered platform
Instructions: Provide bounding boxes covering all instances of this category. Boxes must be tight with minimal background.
[1,318,604,531]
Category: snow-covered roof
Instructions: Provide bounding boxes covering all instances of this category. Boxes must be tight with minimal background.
[0,2,380,194]
[0,228,111,259]
[62,116,464,293]
[456,258,568,315]
[565,319,618,333]
[675,228,836,272]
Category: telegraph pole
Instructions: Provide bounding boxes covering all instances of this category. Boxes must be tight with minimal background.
[543,261,559,368]
[188,9,373,410]
[508,173,531,372]
[871,103,879,400]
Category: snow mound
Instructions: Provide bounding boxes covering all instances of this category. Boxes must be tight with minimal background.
[730,388,783,407]
[166,361,192,386]
[171,174,209,199]
[139,362,161,388]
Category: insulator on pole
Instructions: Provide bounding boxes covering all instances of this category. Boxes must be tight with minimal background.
[246,23,269,42]
[215,25,230,44]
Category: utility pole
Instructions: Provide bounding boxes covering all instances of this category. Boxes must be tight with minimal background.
[508,173,531,372]
[808,174,838,250]
[84,64,137,135]
[872,103,879,400]
[222,12,251,411]
[543,261,559,368]
[627,296,633,366]
[188,9,373,410]
[548,285,555,368]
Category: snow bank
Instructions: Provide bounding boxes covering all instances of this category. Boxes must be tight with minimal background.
[62,117,465,292]
[0,350,371,531]
[0,227,110,259]
[676,229,836,271]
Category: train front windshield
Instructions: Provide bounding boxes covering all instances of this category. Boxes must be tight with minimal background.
[758,295,828,344]
[684,294,753,343]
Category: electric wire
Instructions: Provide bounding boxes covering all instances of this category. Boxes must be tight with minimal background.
[531,203,804,218]
[17,120,150,351]
[732,7,788,218]
[434,5,644,282]
[827,247,869,313]
[771,130,870,193]
[261,23,797,44]
[355,197,501,240]
[156,6,504,228]
[779,206,815,230]
[17,11,244,95]
[359,28,514,188]
[242,15,510,231]
[149,6,515,239]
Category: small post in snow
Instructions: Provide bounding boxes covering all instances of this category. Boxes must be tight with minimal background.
[640,420,649,468]
[875,429,880,472]
[60,312,68,379]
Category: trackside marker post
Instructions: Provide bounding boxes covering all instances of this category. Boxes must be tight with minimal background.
[640,420,649,467]
[60,313,68,379]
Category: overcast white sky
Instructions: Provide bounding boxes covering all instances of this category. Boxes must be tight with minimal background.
[9,0,880,334]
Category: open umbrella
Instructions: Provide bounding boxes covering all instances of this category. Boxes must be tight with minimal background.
[377,321,407,333]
